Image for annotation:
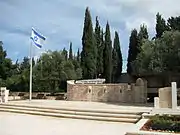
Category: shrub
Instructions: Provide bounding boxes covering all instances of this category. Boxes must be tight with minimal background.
[149,114,180,132]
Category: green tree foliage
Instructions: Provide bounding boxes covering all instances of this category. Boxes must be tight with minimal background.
[20,57,30,71]
[62,48,68,60]
[95,16,103,78]
[132,31,180,74]
[98,29,105,78]
[5,57,30,92]
[0,41,7,79]
[168,16,180,31]
[4,10,180,93]
[132,39,155,74]
[77,48,80,62]
[138,24,149,40]
[137,25,149,57]
[0,41,82,92]
[127,14,180,75]
[112,31,122,82]
[127,24,149,74]
[103,22,112,83]
[81,7,97,79]
[156,13,169,38]
[33,51,82,92]
[0,41,15,82]
[69,42,73,60]
[127,29,138,74]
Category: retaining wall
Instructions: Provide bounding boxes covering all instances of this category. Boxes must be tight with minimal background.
[67,78,147,103]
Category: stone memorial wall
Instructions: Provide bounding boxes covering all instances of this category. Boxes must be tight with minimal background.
[67,78,147,104]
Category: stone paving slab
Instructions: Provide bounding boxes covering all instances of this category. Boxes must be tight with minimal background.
[0,112,136,135]
[6,100,153,112]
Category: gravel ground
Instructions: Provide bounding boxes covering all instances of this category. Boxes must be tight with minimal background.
[0,112,136,135]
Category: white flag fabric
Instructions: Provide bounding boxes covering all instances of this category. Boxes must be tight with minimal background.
[30,28,46,49]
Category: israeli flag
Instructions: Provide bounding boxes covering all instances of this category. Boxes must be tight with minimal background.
[30,27,46,49]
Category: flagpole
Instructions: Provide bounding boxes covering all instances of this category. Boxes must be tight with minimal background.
[29,41,33,101]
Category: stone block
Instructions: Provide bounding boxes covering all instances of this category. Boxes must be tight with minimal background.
[154,97,159,109]
[0,87,6,91]
[159,87,172,108]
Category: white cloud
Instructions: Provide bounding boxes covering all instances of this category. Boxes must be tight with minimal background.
[0,0,180,72]
[125,18,152,31]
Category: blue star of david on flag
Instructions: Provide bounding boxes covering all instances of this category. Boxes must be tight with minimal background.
[30,27,46,49]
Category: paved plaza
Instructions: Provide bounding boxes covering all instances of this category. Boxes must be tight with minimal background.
[1,100,180,135]
[0,100,154,135]
[0,112,136,135]
[6,100,153,112]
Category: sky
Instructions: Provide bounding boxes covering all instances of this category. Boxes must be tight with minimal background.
[0,0,180,72]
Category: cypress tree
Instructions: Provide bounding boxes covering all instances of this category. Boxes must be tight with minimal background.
[95,16,102,78]
[103,22,112,83]
[81,7,96,79]
[112,31,122,82]
[32,58,35,67]
[62,48,68,60]
[167,16,180,31]
[127,29,138,74]
[156,13,169,38]
[77,48,80,62]
[138,24,149,40]
[69,42,73,60]
[0,41,7,79]
[137,24,149,59]
[98,29,105,78]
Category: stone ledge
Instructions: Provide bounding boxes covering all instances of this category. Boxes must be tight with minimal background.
[127,115,180,135]
[0,107,139,123]
[126,131,177,135]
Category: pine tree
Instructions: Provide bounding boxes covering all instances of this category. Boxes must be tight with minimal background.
[81,7,97,79]
[127,29,138,74]
[112,31,122,82]
[156,13,169,38]
[103,22,112,83]
[69,42,73,60]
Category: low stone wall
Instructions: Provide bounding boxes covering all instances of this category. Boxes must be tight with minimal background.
[8,96,22,101]
[67,78,147,104]
[8,92,66,100]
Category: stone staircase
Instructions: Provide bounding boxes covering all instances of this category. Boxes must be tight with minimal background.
[0,103,142,123]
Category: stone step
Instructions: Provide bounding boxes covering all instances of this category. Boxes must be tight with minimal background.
[0,108,138,123]
[0,103,142,115]
[0,105,141,119]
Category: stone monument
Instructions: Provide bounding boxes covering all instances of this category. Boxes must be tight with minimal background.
[133,78,147,103]
[0,87,9,103]
[154,82,178,109]
[171,82,177,109]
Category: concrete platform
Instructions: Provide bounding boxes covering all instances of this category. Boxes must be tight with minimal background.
[0,100,153,123]
[5,100,153,112]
